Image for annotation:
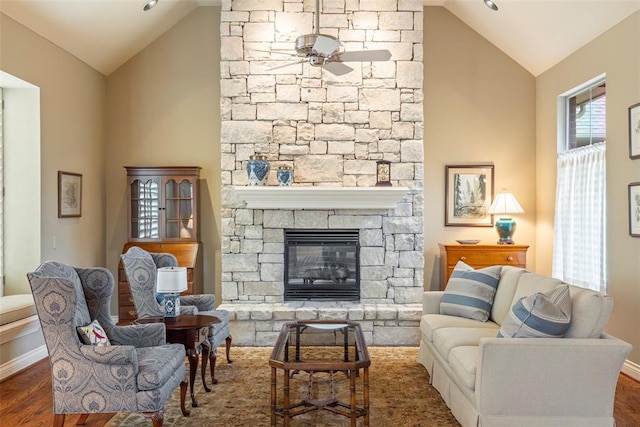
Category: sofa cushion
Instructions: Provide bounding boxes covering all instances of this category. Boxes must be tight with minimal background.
[0,294,37,326]
[440,262,502,322]
[498,285,572,338]
[420,314,499,342]
[449,346,479,391]
[564,285,613,338]
[433,327,500,361]
[491,266,527,325]
[509,271,563,308]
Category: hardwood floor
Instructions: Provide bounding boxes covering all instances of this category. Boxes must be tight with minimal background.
[1,358,639,426]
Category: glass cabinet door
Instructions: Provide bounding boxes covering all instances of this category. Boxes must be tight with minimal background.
[130,178,160,239]
[164,178,195,239]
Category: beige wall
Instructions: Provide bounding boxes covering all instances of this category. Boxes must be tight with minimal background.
[536,11,640,364]
[423,7,537,290]
[0,14,106,286]
[105,7,222,310]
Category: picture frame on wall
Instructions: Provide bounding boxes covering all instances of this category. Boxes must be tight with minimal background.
[629,182,640,237]
[445,164,494,227]
[629,102,640,159]
[58,171,82,218]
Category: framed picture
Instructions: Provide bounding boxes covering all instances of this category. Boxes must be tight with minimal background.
[445,164,494,227]
[58,171,82,218]
[630,102,640,159]
[629,182,640,237]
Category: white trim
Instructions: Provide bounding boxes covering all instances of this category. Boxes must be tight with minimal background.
[234,186,410,210]
[621,359,640,382]
[0,314,40,345]
[0,344,47,382]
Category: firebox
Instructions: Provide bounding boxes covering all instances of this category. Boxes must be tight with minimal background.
[284,229,360,301]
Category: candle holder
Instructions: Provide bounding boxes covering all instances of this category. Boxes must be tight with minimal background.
[375,160,392,187]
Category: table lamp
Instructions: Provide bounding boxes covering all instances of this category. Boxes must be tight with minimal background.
[487,190,524,245]
[156,266,187,317]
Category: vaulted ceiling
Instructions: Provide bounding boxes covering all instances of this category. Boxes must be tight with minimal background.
[1,0,638,76]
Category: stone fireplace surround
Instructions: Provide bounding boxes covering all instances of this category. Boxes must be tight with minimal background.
[218,0,424,346]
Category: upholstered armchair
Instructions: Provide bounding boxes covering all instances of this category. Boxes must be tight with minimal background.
[121,246,233,384]
[27,261,188,427]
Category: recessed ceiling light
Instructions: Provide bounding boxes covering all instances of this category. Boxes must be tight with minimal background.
[484,0,498,11]
[143,0,158,12]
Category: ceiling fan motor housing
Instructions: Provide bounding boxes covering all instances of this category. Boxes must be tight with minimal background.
[295,33,339,57]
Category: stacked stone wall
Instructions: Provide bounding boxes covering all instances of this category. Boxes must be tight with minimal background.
[219,0,424,345]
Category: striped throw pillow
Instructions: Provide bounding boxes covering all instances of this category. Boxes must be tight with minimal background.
[498,285,572,338]
[440,261,502,322]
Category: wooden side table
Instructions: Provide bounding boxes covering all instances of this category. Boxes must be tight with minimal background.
[439,243,529,290]
[134,315,220,408]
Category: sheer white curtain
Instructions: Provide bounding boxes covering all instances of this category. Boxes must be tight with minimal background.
[552,142,606,292]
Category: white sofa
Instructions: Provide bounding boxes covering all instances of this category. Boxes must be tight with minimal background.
[417,266,632,427]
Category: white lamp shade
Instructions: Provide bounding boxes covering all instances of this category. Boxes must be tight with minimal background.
[488,192,524,215]
[156,267,188,293]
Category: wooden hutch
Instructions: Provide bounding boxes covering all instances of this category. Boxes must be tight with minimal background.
[118,166,203,323]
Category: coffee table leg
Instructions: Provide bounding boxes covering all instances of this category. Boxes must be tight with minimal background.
[201,343,211,393]
[271,367,277,427]
[363,367,370,426]
[187,348,199,407]
[284,368,290,427]
[350,370,357,427]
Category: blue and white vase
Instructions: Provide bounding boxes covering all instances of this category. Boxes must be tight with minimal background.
[246,155,270,186]
[277,166,293,186]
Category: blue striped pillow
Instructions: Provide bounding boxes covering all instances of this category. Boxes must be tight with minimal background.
[498,285,572,338]
[440,261,502,322]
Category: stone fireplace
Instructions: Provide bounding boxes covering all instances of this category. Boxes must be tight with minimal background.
[218,0,424,346]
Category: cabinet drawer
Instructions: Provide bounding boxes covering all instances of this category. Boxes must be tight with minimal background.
[445,250,526,267]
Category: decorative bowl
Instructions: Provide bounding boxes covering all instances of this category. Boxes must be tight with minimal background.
[456,239,480,245]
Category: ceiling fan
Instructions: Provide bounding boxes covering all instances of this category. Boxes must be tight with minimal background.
[267,0,392,76]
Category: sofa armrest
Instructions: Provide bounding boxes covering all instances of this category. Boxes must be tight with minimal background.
[423,291,444,315]
[475,334,632,418]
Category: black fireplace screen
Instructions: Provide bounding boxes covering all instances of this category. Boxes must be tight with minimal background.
[284,229,360,301]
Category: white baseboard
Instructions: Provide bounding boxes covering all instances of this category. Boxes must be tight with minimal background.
[0,344,48,382]
[621,359,640,382]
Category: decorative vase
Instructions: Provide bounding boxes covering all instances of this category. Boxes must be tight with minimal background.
[276,166,293,186]
[246,155,270,186]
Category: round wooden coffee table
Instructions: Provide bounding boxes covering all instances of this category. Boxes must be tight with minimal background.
[134,314,220,408]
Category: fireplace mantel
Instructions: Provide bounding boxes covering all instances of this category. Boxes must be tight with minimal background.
[234,186,410,209]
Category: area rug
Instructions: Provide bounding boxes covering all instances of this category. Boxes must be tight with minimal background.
[105,346,460,426]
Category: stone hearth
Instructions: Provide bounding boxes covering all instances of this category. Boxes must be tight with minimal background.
[218,0,424,346]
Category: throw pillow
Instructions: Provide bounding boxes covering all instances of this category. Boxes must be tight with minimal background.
[440,261,502,322]
[77,319,111,346]
[498,284,572,338]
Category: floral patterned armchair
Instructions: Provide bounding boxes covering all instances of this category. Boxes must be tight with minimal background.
[121,246,233,385]
[27,261,188,427]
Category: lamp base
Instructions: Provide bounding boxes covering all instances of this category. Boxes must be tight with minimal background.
[494,217,517,245]
[163,293,181,317]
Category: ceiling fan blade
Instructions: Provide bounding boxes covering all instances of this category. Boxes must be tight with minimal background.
[322,61,354,76]
[334,49,392,62]
[249,48,300,57]
[313,35,341,57]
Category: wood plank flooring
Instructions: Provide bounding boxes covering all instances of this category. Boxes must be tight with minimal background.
[1,358,638,426]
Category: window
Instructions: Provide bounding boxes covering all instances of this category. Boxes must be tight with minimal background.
[552,76,606,292]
